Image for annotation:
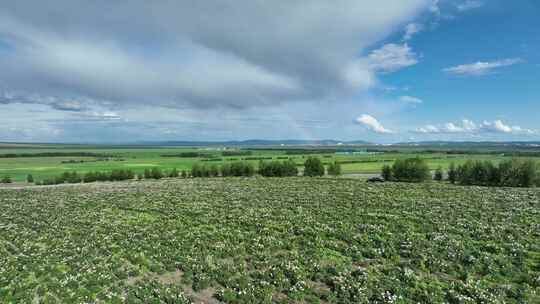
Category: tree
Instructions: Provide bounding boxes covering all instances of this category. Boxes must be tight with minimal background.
[434,167,443,182]
[1,176,12,184]
[26,174,34,183]
[168,168,179,178]
[209,165,219,177]
[447,162,457,184]
[83,171,97,183]
[381,165,393,181]
[392,157,430,182]
[151,167,163,179]
[303,157,325,177]
[284,159,298,177]
[327,160,342,176]
[191,163,202,178]
[221,163,232,177]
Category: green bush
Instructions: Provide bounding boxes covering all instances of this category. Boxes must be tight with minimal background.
[168,168,179,178]
[381,165,393,181]
[303,157,325,177]
[259,160,298,177]
[151,168,163,179]
[1,176,12,184]
[327,161,342,176]
[231,162,255,177]
[26,174,34,183]
[447,162,457,184]
[434,167,443,182]
[143,168,152,179]
[391,157,430,182]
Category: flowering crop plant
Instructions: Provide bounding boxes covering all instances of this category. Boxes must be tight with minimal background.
[0,178,539,303]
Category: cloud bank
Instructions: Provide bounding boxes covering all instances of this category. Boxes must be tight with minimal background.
[415,119,537,135]
[0,0,429,111]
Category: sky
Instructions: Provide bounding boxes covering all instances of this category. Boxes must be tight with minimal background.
[0,0,539,143]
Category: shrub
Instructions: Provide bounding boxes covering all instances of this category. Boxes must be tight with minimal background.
[181,170,188,178]
[381,165,393,181]
[191,163,203,178]
[151,168,163,179]
[65,171,82,184]
[447,162,457,184]
[327,161,342,176]
[230,162,255,177]
[434,167,443,182]
[26,174,34,183]
[144,168,152,179]
[391,157,430,182]
[1,176,12,184]
[83,171,97,183]
[168,168,179,178]
[110,169,134,181]
[303,157,325,177]
[209,165,219,177]
[220,163,232,177]
[259,160,297,177]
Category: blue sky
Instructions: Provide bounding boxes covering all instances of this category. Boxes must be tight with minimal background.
[0,0,539,143]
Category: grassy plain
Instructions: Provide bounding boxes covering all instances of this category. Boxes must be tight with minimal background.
[1,144,537,182]
[0,178,538,303]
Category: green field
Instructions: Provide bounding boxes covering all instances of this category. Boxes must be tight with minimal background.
[1,144,537,182]
[0,178,538,303]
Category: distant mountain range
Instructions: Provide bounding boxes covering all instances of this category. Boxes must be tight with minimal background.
[2,140,540,149]
[136,139,372,147]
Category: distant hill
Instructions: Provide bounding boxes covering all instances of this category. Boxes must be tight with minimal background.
[136,139,372,147]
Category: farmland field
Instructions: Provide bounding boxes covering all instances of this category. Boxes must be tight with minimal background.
[2,144,539,182]
[1,178,539,303]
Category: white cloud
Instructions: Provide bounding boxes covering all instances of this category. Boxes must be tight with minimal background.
[368,44,419,73]
[400,95,423,104]
[415,119,537,134]
[356,114,393,134]
[403,23,423,41]
[0,1,430,111]
[457,1,483,11]
[443,58,523,76]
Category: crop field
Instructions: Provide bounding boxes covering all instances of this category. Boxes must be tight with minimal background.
[1,178,539,303]
[2,144,537,182]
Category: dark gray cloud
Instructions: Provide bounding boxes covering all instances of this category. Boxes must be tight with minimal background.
[0,0,429,110]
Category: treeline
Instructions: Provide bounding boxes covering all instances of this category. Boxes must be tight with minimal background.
[192,162,256,177]
[8,157,342,186]
[448,159,539,187]
[39,169,136,185]
[381,157,540,187]
[221,151,253,157]
[0,152,114,158]
[161,150,253,158]
[161,152,214,158]
[34,168,186,186]
[191,157,341,178]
